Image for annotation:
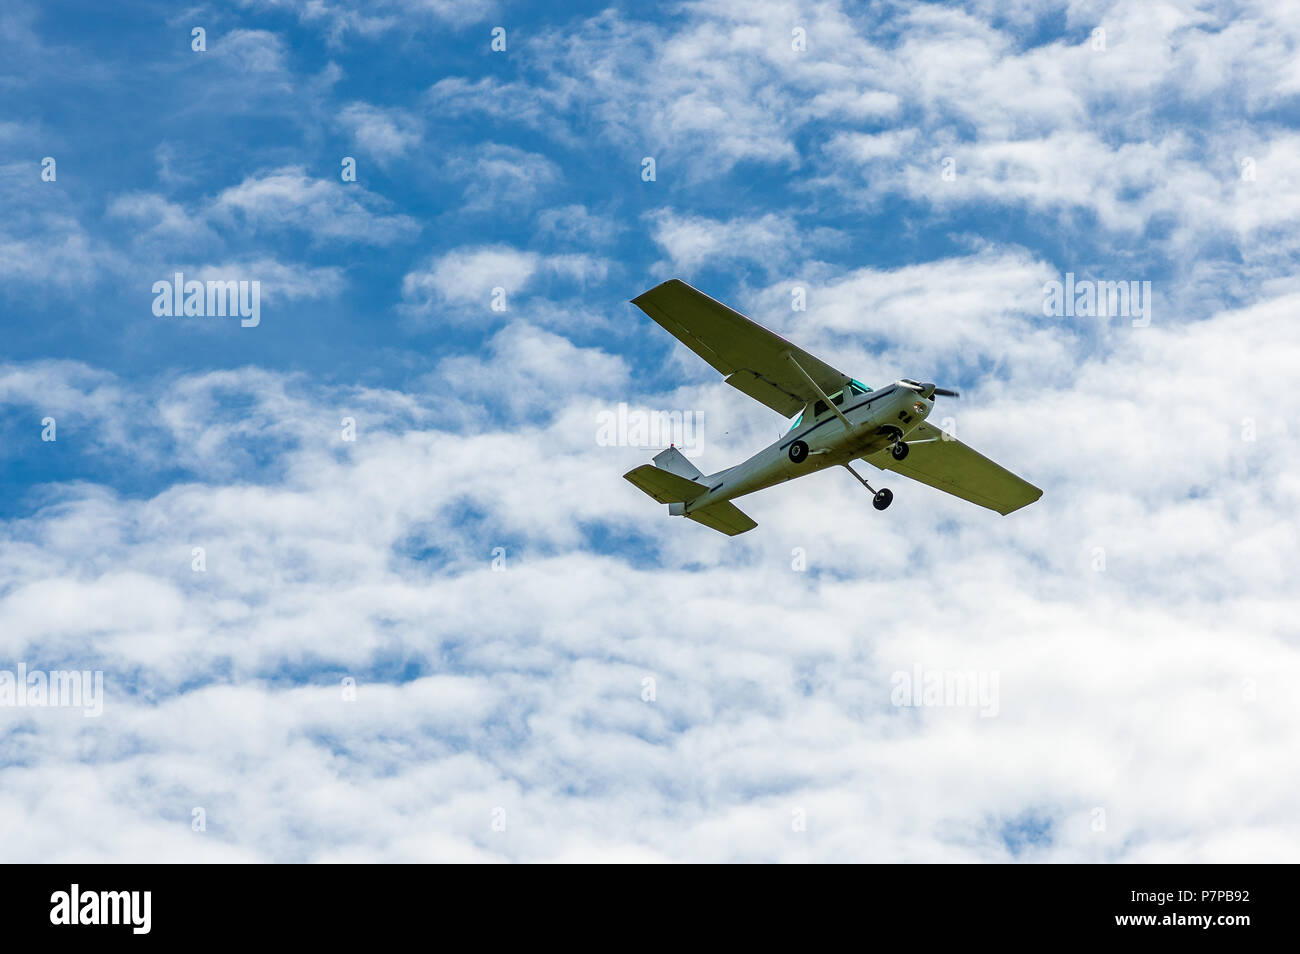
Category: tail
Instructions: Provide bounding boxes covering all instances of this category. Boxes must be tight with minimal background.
[623,448,757,536]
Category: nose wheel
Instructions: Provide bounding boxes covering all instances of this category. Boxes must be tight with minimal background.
[841,462,894,512]
[891,441,910,461]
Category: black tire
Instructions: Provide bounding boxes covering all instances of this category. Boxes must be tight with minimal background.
[788,440,809,463]
[891,441,910,461]
[872,488,893,511]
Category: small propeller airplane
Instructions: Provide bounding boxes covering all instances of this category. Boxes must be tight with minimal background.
[623,279,1042,536]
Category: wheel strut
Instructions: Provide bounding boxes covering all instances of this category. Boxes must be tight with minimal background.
[841,462,878,494]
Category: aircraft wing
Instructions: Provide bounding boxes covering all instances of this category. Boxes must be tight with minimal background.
[862,421,1043,515]
[631,279,851,418]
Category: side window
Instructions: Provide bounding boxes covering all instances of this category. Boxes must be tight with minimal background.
[814,390,846,418]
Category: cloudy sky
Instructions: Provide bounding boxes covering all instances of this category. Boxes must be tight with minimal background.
[2,0,1298,862]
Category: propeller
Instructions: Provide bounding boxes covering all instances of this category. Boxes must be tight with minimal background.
[900,379,960,399]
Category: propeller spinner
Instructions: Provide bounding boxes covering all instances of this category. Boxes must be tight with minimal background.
[900,379,960,399]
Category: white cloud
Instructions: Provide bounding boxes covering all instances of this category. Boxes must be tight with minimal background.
[7,0,1300,865]
[237,0,495,45]
[473,0,1300,265]
[337,102,424,161]
[444,143,563,213]
[647,209,840,274]
[0,221,119,288]
[189,258,347,302]
[213,29,289,75]
[435,321,629,416]
[750,249,1076,380]
[106,192,220,252]
[211,167,420,246]
[0,163,126,289]
[402,245,539,308]
[536,205,624,246]
[398,245,607,321]
[3,283,1300,860]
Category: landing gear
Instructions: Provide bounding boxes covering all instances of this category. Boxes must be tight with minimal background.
[891,441,910,461]
[841,462,894,512]
[788,440,809,463]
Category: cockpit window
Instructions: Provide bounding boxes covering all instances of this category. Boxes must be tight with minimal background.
[788,380,871,431]
[813,390,847,417]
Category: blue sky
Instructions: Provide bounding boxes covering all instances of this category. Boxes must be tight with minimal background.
[2,0,1299,861]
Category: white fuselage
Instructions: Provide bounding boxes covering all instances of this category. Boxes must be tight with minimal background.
[682,383,933,513]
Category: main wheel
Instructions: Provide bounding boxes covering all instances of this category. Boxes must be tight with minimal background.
[788,440,809,463]
[872,488,893,511]
[891,441,910,461]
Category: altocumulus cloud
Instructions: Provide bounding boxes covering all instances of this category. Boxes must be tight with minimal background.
[3,270,1299,860]
[3,0,1300,862]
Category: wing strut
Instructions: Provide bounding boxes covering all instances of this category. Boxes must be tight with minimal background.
[784,351,852,430]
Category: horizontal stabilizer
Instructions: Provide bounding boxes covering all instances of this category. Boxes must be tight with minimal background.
[623,464,709,504]
[686,500,757,536]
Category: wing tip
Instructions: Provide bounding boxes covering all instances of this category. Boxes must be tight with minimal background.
[998,486,1044,515]
[632,277,688,303]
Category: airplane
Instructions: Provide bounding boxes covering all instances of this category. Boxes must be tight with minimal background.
[623,279,1043,536]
